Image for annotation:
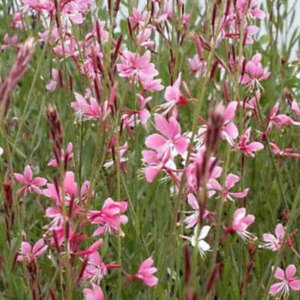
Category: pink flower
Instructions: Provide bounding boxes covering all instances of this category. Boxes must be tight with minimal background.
[220,101,239,144]
[13,12,25,29]
[185,147,222,193]
[87,198,128,236]
[142,149,177,183]
[270,142,300,158]
[268,102,300,128]
[290,99,300,118]
[159,73,187,114]
[17,239,48,263]
[48,142,74,167]
[84,284,104,300]
[75,239,103,257]
[92,19,109,41]
[230,208,255,241]
[140,77,164,92]
[44,173,88,228]
[235,128,264,157]
[184,193,210,228]
[241,54,270,88]
[236,0,266,20]
[117,50,158,81]
[188,55,206,78]
[240,90,260,114]
[145,114,188,161]
[46,68,60,92]
[71,91,103,120]
[133,257,158,287]
[198,102,239,146]
[137,94,152,125]
[269,265,300,296]
[14,165,47,196]
[136,27,154,48]
[209,173,249,201]
[22,0,54,12]
[262,223,285,251]
[1,34,19,51]
[129,8,149,27]
[103,142,128,169]
[83,252,108,283]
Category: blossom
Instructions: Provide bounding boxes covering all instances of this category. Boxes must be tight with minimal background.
[209,173,249,201]
[236,0,266,20]
[240,90,260,114]
[198,101,239,146]
[234,128,264,157]
[181,225,211,257]
[17,239,48,263]
[230,208,255,241]
[290,99,300,118]
[83,252,108,283]
[129,8,149,27]
[74,239,103,257]
[269,265,300,296]
[84,284,104,300]
[71,92,102,120]
[141,149,177,183]
[48,142,74,167]
[184,193,210,228]
[87,198,128,236]
[46,68,60,92]
[262,223,285,251]
[268,102,300,128]
[133,257,158,287]
[145,114,188,161]
[103,142,128,169]
[137,94,152,125]
[117,50,158,81]
[136,27,154,48]
[159,73,188,114]
[241,54,270,88]
[140,77,163,92]
[188,55,206,78]
[1,34,19,51]
[220,101,239,144]
[270,142,300,158]
[14,165,47,196]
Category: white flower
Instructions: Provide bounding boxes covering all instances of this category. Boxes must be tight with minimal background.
[191,225,211,257]
[180,225,211,257]
[0,147,3,156]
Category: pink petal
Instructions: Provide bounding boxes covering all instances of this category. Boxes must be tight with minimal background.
[285,264,297,280]
[289,279,300,291]
[32,177,47,186]
[247,142,264,153]
[14,173,26,184]
[274,267,285,280]
[187,193,199,210]
[269,282,284,295]
[173,136,188,155]
[21,242,32,255]
[63,171,78,196]
[229,188,249,198]
[154,114,174,138]
[225,173,240,190]
[145,134,167,149]
[275,223,285,240]
[233,208,246,222]
[224,101,238,122]
[24,165,33,181]
[224,122,239,139]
